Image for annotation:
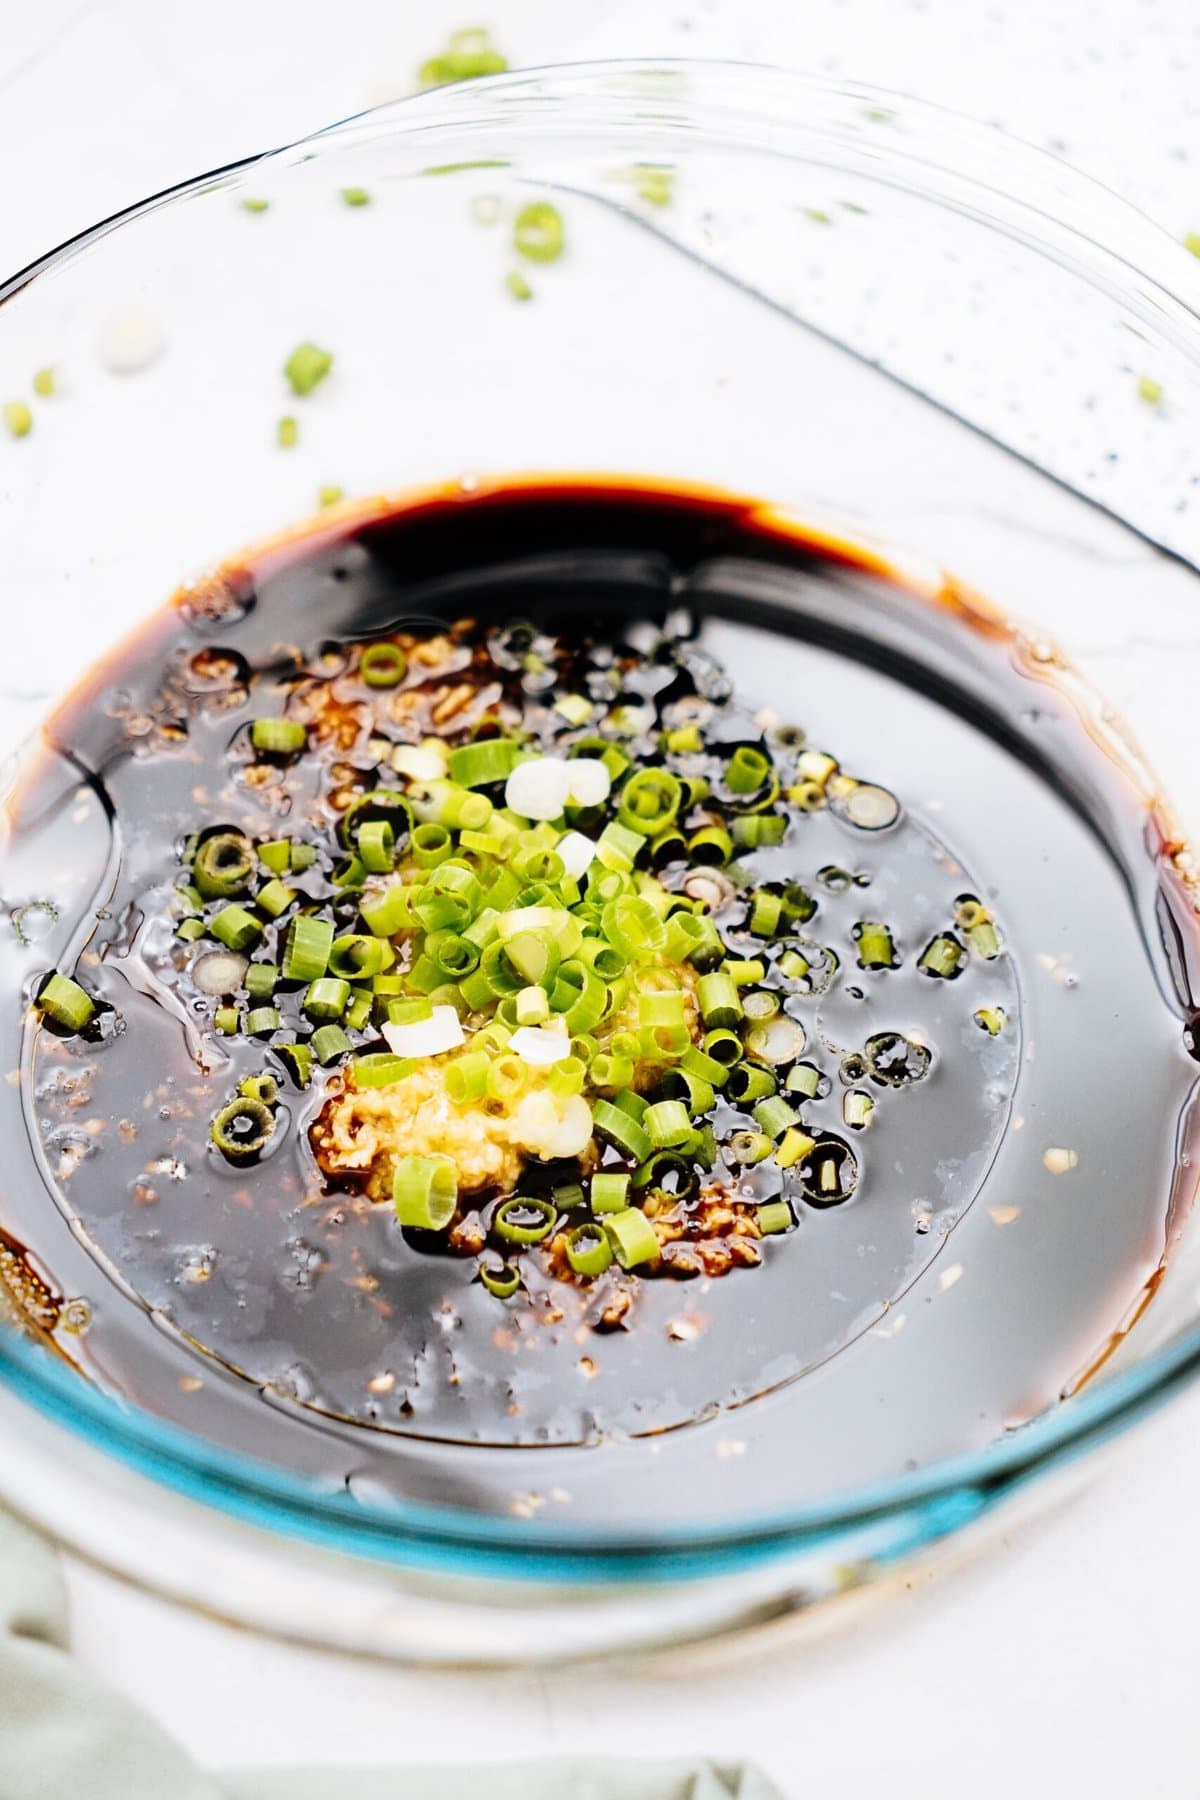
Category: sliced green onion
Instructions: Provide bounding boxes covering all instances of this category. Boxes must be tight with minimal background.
[974,1006,1007,1036]
[344,991,373,1031]
[726,1063,777,1104]
[591,1171,631,1214]
[954,897,989,930]
[785,1062,823,1099]
[567,1222,613,1277]
[393,1154,457,1231]
[855,921,897,969]
[776,1126,817,1169]
[494,1196,557,1244]
[702,1028,743,1067]
[745,1015,805,1066]
[660,1068,715,1115]
[447,738,522,788]
[412,822,452,867]
[589,1052,635,1090]
[754,1095,800,1139]
[282,915,333,981]
[193,830,254,899]
[245,1005,282,1036]
[214,1005,240,1034]
[548,1056,586,1097]
[561,962,607,1035]
[311,1024,352,1065]
[480,1260,521,1298]
[192,949,249,996]
[697,970,742,1029]
[639,1021,691,1061]
[176,918,205,942]
[284,341,334,397]
[256,878,297,918]
[687,824,733,864]
[749,889,783,937]
[556,694,594,726]
[919,934,965,979]
[210,905,262,952]
[727,1129,774,1165]
[360,883,411,937]
[487,1054,527,1103]
[577,937,625,982]
[593,1098,652,1162]
[638,990,686,1029]
[275,1041,314,1087]
[514,201,565,264]
[250,718,307,757]
[36,972,96,1033]
[328,934,387,980]
[245,963,280,1000]
[642,1100,692,1147]
[333,855,366,891]
[617,768,682,837]
[731,814,787,849]
[756,1200,793,1236]
[515,985,550,1026]
[725,745,771,794]
[604,1208,660,1269]
[678,1045,730,1089]
[353,1052,417,1088]
[596,820,644,873]
[211,1096,275,1162]
[843,1090,875,1130]
[430,932,479,978]
[445,1052,491,1103]
[359,642,407,688]
[969,921,1001,960]
[304,977,351,1022]
[357,819,395,872]
[237,1072,280,1107]
[742,989,781,1021]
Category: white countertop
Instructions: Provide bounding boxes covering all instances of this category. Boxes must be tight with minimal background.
[6,2,1200,1792]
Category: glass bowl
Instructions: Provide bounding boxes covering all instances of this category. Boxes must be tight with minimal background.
[2,59,1200,1663]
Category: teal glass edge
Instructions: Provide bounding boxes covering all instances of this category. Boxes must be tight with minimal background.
[2,1319,1198,1584]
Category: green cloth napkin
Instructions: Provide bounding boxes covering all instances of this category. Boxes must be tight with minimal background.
[0,1510,784,1800]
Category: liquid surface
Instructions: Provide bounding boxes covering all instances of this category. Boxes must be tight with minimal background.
[0,478,1196,1527]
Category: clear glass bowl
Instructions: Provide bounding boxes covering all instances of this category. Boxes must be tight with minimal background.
[2,59,1200,1661]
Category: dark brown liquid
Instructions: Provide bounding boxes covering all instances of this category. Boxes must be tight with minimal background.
[0,477,1196,1528]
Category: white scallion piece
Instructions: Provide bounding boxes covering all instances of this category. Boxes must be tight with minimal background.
[382,1005,464,1058]
[392,745,446,782]
[505,755,572,821]
[557,830,597,880]
[509,1025,572,1066]
[564,757,611,807]
[191,950,248,995]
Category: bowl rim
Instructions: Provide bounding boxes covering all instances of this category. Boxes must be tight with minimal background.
[4,55,1200,1580]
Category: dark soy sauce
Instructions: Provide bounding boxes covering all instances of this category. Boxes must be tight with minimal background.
[0,476,1196,1530]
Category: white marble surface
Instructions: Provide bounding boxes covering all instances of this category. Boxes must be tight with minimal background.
[6,3,1200,1793]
